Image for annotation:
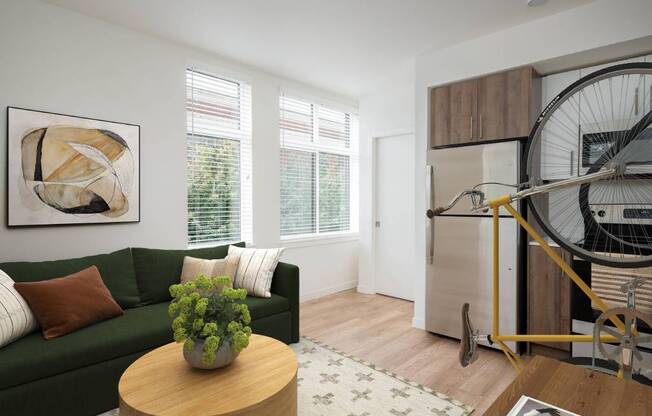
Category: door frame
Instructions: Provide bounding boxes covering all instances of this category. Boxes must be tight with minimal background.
[368,130,414,297]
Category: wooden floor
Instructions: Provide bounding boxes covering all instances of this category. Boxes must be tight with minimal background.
[300,290,517,415]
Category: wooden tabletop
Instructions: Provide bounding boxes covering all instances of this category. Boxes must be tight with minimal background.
[119,334,298,416]
[485,355,652,416]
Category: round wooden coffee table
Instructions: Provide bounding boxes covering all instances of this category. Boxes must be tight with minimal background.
[119,334,297,416]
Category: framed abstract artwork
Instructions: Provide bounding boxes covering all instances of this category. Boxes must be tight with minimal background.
[6,107,140,226]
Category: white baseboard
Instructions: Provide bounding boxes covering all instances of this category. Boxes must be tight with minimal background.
[412,316,425,330]
[300,280,358,302]
[356,284,375,294]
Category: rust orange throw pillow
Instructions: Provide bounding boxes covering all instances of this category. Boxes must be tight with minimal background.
[13,266,123,339]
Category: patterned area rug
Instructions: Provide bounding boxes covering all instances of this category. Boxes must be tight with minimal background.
[100,337,472,416]
[293,337,472,416]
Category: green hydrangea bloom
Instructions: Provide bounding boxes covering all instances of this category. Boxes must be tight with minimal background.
[169,284,183,298]
[227,321,242,334]
[202,322,218,337]
[213,276,232,289]
[232,331,249,353]
[223,288,246,301]
[195,275,213,290]
[178,295,192,313]
[183,281,197,294]
[168,302,179,317]
[204,335,219,351]
[192,318,205,331]
[241,308,251,325]
[173,328,187,342]
[172,316,186,331]
[184,338,195,352]
[194,298,208,316]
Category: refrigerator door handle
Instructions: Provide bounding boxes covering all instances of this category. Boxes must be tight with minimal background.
[426,165,435,265]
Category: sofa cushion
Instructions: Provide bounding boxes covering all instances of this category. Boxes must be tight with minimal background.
[0,302,171,390]
[132,242,245,305]
[180,255,239,284]
[0,269,38,348]
[245,293,290,320]
[0,249,140,309]
[14,266,124,339]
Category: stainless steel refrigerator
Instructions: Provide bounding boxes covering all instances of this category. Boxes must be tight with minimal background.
[426,140,521,350]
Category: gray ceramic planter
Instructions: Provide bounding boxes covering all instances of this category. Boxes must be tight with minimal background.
[183,339,239,370]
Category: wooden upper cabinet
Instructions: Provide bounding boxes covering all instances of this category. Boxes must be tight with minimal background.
[430,86,450,148]
[505,67,538,138]
[448,80,477,144]
[477,72,507,141]
[430,67,541,148]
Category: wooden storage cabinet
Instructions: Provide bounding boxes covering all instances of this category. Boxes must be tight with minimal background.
[429,67,540,148]
[448,80,477,144]
[477,72,506,141]
[430,86,450,147]
[505,67,538,138]
[527,243,571,353]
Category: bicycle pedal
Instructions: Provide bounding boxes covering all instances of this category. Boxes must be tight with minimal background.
[459,303,479,367]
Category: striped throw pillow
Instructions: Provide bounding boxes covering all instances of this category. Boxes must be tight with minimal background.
[228,246,284,298]
[0,269,37,348]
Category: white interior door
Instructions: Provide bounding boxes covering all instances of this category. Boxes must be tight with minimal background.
[374,134,414,301]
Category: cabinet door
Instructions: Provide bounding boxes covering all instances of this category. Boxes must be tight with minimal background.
[539,70,581,181]
[505,67,535,138]
[527,244,571,351]
[449,80,477,144]
[477,72,507,141]
[430,86,450,148]
[579,57,645,136]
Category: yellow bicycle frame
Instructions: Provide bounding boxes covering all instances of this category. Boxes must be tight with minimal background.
[486,195,625,372]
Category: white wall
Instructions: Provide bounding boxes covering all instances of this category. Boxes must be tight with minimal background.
[0,0,359,300]
[357,61,416,295]
[413,0,652,328]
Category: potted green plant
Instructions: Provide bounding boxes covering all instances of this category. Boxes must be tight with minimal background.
[168,275,252,369]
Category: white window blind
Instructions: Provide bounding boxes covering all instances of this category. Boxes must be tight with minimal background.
[186,68,252,245]
[280,94,358,238]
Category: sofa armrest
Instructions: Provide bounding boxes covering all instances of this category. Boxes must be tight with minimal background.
[270,262,299,343]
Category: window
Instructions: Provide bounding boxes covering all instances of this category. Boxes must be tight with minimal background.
[186,68,252,245]
[280,95,358,239]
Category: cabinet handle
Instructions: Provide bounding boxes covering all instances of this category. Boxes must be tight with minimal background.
[570,150,574,176]
[635,87,639,116]
[470,116,474,140]
[479,114,483,139]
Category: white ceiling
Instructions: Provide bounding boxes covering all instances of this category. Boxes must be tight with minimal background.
[43,0,593,99]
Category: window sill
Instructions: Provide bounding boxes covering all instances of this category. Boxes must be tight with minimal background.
[187,240,249,250]
[281,232,359,249]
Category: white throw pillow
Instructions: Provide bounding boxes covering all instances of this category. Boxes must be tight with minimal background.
[0,269,38,348]
[180,255,240,284]
[228,246,284,298]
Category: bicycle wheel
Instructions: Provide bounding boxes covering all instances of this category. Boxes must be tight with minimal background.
[526,62,652,267]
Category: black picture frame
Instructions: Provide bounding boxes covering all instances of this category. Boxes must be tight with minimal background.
[6,106,141,227]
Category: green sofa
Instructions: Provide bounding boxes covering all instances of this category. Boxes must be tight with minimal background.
[0,242,299,416]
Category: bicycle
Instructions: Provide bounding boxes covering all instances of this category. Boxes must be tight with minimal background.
[429,62,652,380]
